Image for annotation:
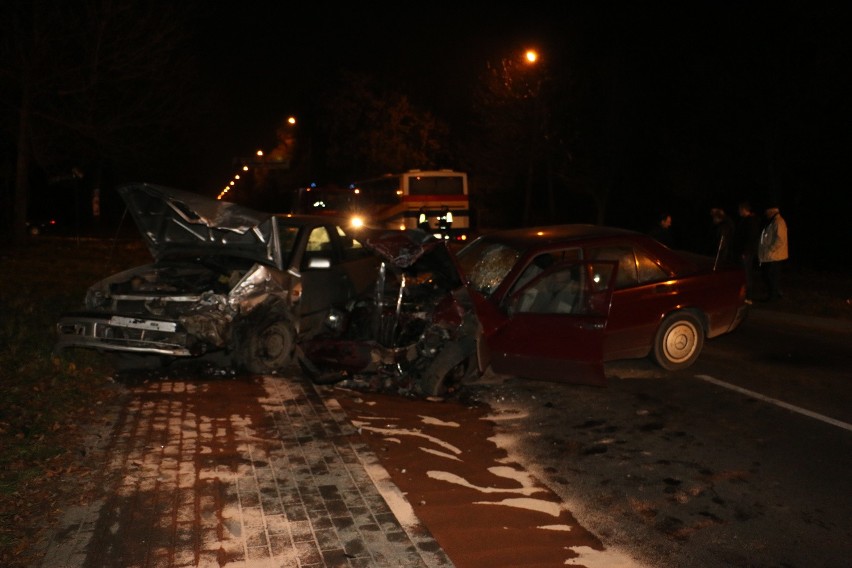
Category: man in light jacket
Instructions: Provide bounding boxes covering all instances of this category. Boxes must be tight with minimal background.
[758,205,788,301]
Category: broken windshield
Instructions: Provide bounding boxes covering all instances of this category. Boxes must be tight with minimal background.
[455,239,521,296]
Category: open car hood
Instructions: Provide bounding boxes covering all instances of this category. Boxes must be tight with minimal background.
[362,229,464,288]
[117,183,279,266]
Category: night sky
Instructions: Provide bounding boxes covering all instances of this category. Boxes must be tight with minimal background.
[174,3,849,263]
[14,2,849,264]
[184,3,848,184]
[185,3,559,190]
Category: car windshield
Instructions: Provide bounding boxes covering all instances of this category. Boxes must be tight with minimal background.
[455,239,522,296]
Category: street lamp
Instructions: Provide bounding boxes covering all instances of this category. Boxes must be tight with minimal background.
[520,48,545,224]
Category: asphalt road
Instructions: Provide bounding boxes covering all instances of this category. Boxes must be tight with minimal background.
[33,304,850,568]
[463,308,852,567]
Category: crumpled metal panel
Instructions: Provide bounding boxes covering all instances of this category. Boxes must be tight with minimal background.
[430,293,466,329]
[118,183,271,232]
[298,229,476,395]
[227,263,293,314]
[180,292,233,348]
[178,264,294,349]
[364,229,437,268]
[116,183,278,266]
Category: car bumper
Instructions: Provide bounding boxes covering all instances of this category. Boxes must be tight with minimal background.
[55,312,194,357]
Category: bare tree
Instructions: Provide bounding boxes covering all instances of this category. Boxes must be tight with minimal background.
[316,71,451,181]
[466,52,568,227]
[0,0,198,243]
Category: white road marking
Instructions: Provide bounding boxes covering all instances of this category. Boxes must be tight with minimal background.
[419,447,462,461]
[350,419,462,453]
[473,497,563,517]
[419,415,460,427]
[695,374,852,432]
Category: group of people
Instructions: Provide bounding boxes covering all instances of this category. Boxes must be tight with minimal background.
[648,201,788,303]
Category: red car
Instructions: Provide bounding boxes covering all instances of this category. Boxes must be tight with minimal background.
[455,224,749,388]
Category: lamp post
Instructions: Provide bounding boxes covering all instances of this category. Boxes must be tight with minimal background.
[522,48,542,225]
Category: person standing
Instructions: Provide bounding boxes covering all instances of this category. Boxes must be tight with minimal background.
[649,212,674,248]
[710,207,736,263]
[735,201,761,302]
[758,204,789,301]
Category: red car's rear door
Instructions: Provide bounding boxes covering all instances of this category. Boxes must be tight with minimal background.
[475,260,616,386]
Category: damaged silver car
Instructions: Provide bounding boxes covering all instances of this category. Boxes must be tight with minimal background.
[55,183,380,373]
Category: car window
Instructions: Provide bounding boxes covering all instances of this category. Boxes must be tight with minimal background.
[588,246,637,289]
[335,225,370,261]
[514,263,584,314]
[509,248,581,297]
[301,226,335,270]
[307,226,333,252]
[509,259,615,317]
[635,248,669,284]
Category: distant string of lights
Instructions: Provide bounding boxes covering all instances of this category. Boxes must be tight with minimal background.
[217,152,257,200]
[217,116,297,201]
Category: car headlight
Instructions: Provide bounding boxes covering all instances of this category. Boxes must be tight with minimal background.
[84,287,108,309]
[324,307,346,331]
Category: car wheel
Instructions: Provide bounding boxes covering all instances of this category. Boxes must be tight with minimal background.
[418,338,477,397]
[237,319,295,374]
[652,311,704,371]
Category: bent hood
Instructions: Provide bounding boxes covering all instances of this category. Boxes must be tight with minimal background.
[363,229,464,289]
[117,183,280,266]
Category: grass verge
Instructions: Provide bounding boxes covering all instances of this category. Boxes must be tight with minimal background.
[0,236,151,566]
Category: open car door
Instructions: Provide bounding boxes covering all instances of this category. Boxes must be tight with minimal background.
[477,260,617,386]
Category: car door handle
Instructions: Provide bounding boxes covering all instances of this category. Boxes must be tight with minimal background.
[655,284,677,294]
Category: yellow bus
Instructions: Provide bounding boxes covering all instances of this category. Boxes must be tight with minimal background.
[349,169,471,241]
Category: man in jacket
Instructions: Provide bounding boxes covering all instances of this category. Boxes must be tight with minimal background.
[758,205,789,301]
[710,207,736,263]
[735,201,762,302]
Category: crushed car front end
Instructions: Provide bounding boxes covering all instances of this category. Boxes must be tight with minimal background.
[55,258,295,359]
[298,230,479,397]
[54,182,296,365]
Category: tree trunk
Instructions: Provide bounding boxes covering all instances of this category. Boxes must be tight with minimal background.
[12,89,31,245]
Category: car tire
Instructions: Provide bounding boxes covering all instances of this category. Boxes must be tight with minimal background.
[652,311,705,371]
[236,318,296,374]
[418,337,477,397]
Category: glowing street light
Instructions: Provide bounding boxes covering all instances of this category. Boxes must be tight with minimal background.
[519,47,549,224]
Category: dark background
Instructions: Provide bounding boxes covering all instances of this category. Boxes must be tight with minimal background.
[2,2,849,267]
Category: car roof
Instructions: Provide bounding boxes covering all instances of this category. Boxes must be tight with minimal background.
[475,224,642,249]
[470,224,708,277]
[273,212,352,228]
